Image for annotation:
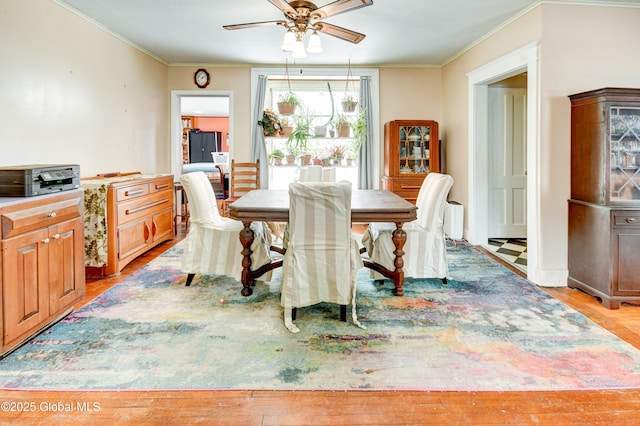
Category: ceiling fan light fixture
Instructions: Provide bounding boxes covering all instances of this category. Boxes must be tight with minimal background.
[291,39,307,58]
[306,31,323,53]
[281,29,296,51]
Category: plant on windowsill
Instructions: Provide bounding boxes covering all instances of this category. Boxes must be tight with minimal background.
[269,148,285,165]
[335,113,350,138]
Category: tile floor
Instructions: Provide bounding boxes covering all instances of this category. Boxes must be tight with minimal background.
[485,238,527,273]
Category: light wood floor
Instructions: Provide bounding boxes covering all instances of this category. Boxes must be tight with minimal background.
[2,224,640,425]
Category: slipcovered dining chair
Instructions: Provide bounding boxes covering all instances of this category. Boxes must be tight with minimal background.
[179,171,272,286]
[362,172,454,284]
[280,181,365,333]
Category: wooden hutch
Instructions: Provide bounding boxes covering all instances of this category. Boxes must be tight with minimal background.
[568,88,640,308]
[381,120,440,203]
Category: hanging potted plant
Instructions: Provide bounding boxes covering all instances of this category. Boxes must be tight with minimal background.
[341,93,358,113]
[351,108,367,153]
[341,60,358,113]
[277,92,300,116]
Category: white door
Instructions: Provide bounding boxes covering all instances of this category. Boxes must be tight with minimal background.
[488,87,527,238]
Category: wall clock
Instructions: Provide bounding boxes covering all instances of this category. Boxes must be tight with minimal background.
[194,68,210,89]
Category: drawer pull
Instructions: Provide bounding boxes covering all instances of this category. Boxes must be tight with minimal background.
[155,183,169,190]
[124,189,145,197]
[401,185,422,190]
[47,212,57,218]
[626,217,637,223]
[125,198,168,215]
[53,233,60,239]
[42,237,50,244]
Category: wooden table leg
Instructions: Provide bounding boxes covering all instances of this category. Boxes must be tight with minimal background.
[239,221,255,296]
[391,222,407,296]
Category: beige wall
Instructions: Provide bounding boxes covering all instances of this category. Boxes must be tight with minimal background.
[0,0,168,177]
[168,66,253,160]
[442,3,640,282]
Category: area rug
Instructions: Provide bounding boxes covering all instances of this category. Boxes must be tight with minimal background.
[2,241,640,391]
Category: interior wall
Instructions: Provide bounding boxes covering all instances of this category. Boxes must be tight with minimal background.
[442,2,640,283]
[379,67,443,172]
[168,67,251,160]
[0,0,169,177]
[193,117,230,151]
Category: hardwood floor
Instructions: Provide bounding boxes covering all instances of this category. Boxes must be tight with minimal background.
[2,224,640,425]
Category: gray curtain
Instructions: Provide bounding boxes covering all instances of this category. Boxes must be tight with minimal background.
[251,75,269,188]
[357,76,374,189]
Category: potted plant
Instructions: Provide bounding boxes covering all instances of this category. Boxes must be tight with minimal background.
[258,109,282,136]
[351,108,367,153]
[280,116,294,137]
[269,148,285,165]
[341,94,358,113]
[329,144,348,165]
[277,92,300,116]
[335,113,350,137]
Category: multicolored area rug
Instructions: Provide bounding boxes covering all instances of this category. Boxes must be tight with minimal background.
[2,241,640,391]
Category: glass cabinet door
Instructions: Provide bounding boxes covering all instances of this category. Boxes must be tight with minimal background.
[610,106,640,202]
[398,125,432,175]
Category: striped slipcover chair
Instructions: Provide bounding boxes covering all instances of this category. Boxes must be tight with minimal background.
[180,171,272,285]
[362,172,454,284]
[280,181,365,333]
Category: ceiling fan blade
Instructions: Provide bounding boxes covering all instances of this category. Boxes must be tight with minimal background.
[311,0,373,20]
[268,0,298,18]
[223,20,287,30]
[316,22,366,44]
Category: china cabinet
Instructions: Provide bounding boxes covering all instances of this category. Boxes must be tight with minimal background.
[381,120,440,203]
[1,190,85,357]
[568,88,640,308]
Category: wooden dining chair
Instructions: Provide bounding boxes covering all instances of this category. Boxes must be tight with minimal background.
[222,159,259,216]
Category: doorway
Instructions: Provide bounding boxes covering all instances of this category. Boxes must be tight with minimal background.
[170,91,233,182]
[467,42,539,283]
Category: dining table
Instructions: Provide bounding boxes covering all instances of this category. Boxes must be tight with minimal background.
[228,189,418,297]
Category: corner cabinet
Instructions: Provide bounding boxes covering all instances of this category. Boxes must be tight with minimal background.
[1,190,85,357]
[381,120,440,203]
[568,88,640,309]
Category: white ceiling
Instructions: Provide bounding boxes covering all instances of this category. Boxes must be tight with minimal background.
[56,0,625,67]
[55,0,640,115]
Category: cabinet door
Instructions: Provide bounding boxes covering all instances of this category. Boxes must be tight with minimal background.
[118,217,151,261]
[48,218,85,314]
[151,208,174,243]
[613,212,640,294]
[609,106,640,202]
[2,228,49,345]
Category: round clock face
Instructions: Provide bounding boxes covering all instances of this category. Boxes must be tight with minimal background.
[194,69,210,88]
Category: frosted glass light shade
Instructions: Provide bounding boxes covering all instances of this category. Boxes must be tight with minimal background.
[281,30,296,51]
[307,32,323,53]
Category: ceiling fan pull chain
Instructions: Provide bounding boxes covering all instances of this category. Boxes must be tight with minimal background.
[345,59,352,93]
[285,59,292,93]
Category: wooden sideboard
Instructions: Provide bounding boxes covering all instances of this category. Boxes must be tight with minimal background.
[82,174,175,277]
[1,190,85,357]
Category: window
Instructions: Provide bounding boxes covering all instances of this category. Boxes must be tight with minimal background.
[264,76,361,189]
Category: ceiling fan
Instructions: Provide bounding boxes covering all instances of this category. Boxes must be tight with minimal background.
[223,0,373,45]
